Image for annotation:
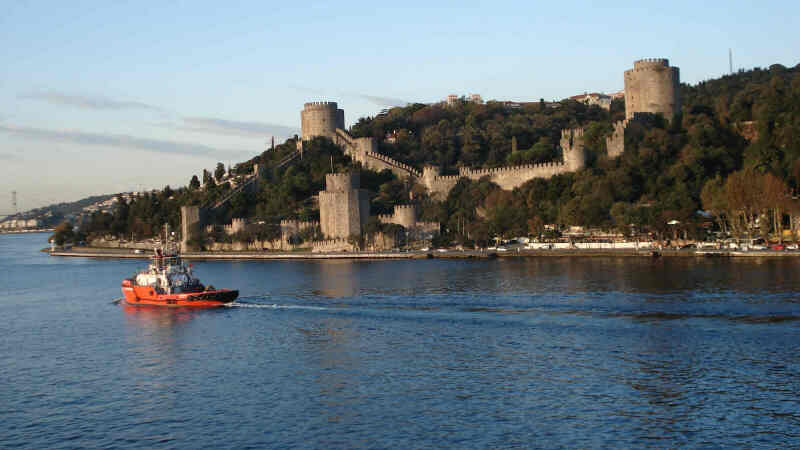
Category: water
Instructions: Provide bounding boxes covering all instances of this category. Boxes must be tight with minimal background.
[1,233,799,448]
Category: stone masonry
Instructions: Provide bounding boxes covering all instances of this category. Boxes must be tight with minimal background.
[608,58,681,159]
[624,58,681,121]
[605,119,629,159]
[301,102,345,141]
[419,127,587,199]
[318,172,370,239]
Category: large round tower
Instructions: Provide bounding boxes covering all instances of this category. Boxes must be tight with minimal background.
[624,59,680,121]
[301,101,345,140]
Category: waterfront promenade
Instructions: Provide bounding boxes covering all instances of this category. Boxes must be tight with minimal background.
[48,246,800,260]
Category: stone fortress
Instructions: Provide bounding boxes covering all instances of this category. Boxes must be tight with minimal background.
[299,102,588,200]
[606,58,681,158]
[181,58,680,251]
[624,58,681,120]
[318,172,370,239]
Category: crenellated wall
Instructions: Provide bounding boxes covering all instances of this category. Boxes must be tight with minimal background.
[334,128,420,179]
[222,218,247,235]
[421,166,462,200]
[301,101,588,202]
[280,219,320,241]
[312,238,354,253]
[377,204,417,229]
[624,58,680,121]
[419,128,587,197]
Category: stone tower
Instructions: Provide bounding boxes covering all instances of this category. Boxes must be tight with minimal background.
[392,205,417,229]
[318,171,369,239]
[301,101,345,141]
[560,128,586,172]
[624,59,681,121]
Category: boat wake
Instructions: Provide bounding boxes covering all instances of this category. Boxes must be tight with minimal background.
[225,301,328,311]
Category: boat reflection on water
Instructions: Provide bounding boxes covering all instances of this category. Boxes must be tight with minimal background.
[121,302,217,329]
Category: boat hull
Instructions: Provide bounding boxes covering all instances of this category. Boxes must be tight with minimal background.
[122,282,237,307]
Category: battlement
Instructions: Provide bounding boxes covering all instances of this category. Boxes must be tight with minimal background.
[433,174,461,182]
[462,161,565,179]
[632,58,669,70]
[561,127,585,140]
[280,219,319,229]
[325,172,360,192]
[312,238,354,253]
[302,101,345,141]
[219,218,247,235]
[304,101,339,110]
[624,58,680,121]
[363,151,422,178]
[423,166,441,176]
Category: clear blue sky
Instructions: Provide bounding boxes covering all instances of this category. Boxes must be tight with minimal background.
[1,0,797,211]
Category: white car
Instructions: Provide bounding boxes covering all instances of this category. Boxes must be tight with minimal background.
[496,247,508,252]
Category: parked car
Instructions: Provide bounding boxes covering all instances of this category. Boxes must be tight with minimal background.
[770,244,785,251]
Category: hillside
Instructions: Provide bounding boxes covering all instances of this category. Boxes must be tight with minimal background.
[73,62,800,246]
[3,193,116,228]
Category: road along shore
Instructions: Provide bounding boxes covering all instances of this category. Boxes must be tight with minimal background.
[47,247,800,260]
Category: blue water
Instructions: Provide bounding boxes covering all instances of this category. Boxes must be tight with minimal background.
[1,233,799,448]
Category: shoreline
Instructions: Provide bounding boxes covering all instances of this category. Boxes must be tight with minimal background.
[46,247,800,260]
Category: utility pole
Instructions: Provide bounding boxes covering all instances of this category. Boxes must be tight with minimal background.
[11,191,17,215]
[729,48,733,74]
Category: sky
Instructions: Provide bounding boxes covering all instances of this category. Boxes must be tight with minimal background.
[1,0,797,213]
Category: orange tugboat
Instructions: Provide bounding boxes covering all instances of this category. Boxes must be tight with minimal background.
[121,231,237,307]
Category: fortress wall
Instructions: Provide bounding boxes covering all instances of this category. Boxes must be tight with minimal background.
[280,220,320,240]
[334,127,419,179]
[312,238,354,253]
[624,59,680,121]
[180,205,207,252]
[420,128,586,198]
[362,151,420,178]
[415,221,440,234]
[355,137,378,154]
[377,205,417,229]
[561,128,586,172]
[425,174,461,200]
[459,161,569,190]
[606,120,628,159]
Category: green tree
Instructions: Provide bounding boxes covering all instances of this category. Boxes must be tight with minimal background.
[51,221,74,246]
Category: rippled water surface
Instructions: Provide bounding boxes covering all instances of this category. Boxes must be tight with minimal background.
[2,233,799,448]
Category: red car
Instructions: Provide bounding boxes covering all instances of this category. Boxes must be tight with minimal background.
[770,244,785,251]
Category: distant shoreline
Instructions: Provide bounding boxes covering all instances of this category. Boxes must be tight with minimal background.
[46,247,800,260]
[1,229,54,234]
